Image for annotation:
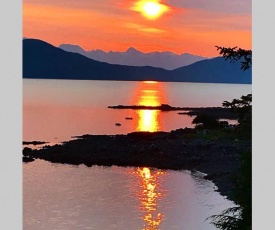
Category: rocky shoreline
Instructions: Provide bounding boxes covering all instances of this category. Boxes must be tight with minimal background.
[23,128,251,202]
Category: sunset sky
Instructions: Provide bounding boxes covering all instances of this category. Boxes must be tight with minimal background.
[23,0,251,56]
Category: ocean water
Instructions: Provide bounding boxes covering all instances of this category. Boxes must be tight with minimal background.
[23,79,251,144]
[23,79,249,229]
[24,160,236,230]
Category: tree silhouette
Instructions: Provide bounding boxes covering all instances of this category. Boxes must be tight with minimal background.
[216,46,252,71]
[217,46,252,135]
[192,114,220,129]
[209,46,252,230]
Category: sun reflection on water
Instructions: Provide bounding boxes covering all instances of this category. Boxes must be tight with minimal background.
[131,167,166,230]
[133,81,166,132]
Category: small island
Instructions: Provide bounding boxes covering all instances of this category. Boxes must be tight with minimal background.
[23,141,49,146]
[108,104,238,120]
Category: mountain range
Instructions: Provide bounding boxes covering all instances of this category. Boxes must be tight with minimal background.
[23,39,252,84]
[59,44,207,70]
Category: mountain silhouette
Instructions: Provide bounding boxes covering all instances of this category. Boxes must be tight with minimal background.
[23,39,168,81]
[59,44,86,55]
[23,39,252,84]
[170,58,252,84]
[59,43,207,70]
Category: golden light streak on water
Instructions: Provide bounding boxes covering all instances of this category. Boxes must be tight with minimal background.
[132,167,166,230]
[134,81,166,132]
[137,110,159,132]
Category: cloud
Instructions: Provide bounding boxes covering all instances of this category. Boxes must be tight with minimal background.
[125,23,166,33]
[169,8,251,33]
[168,0,251,15]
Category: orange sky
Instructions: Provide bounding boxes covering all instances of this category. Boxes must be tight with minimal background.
[23,0,251,57]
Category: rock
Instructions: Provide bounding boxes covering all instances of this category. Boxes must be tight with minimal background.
[23,147,33,157]
[23,156,35,163]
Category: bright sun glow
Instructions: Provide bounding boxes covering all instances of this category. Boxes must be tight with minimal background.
[143,2,161,17]
[132,0,169,20]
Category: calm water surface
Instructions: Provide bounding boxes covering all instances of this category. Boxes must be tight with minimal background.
[23,79,251,144]
[24,160,236,230]
[23,79,249,229]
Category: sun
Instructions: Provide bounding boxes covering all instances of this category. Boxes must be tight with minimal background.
[143,2,162,17]
[132,0,169,20]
